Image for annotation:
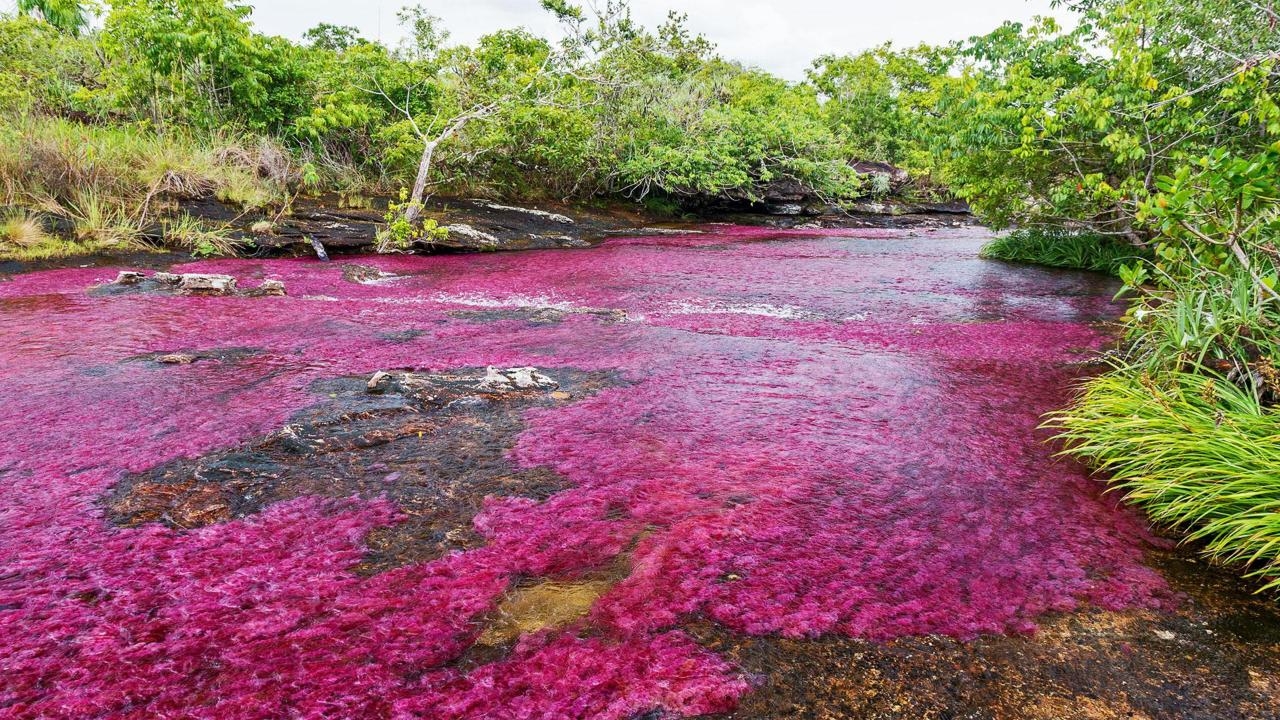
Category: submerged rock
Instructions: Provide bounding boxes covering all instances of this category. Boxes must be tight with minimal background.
[342,264,401,285]
[246,279,287,297]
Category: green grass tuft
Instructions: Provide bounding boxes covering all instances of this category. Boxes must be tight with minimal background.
[1050,368,1280,592]
[0,115,291,258]
[980,229,1149,276]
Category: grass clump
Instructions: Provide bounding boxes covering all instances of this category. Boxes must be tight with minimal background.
[163,215,248,258]
[0,213,59,260]
[0,210,131,261]
[980,229,1149,276]
[1050,368,1280,591]
[1120,272,1280,375]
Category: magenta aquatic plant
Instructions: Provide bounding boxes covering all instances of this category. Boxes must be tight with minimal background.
[0,228,1172,718]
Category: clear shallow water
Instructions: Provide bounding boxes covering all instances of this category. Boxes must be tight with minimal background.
[0,226,1175,718]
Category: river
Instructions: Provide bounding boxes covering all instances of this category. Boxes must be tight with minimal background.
[1,226,1277,718]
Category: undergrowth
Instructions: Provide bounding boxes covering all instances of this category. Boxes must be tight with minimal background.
[1051,246,1280,594]
[1050,368,1280,591]
[0,115,290,260]
[980,229,1149,275]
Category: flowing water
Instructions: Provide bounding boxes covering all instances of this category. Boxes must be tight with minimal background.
[1,226,1277,718]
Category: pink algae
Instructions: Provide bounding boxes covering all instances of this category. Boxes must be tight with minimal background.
[0,227,1171,718]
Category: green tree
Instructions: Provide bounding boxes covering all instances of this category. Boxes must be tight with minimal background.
[302,23,362,52]
[102,0,309,132]
[808,44,953,168]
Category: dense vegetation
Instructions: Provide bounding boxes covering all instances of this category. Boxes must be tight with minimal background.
[0,0,876,259]
[2,0,1279,592]
[940,0,1280,592]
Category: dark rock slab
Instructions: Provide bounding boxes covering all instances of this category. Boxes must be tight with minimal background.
[103,367,624,573]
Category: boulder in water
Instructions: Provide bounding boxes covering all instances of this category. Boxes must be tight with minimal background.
[246,279,287,297]
[177,274,238,296]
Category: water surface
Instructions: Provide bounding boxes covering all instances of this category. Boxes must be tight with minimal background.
[1,226,1273,718]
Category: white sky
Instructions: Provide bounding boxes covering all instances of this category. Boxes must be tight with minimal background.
[246,0,1068,80]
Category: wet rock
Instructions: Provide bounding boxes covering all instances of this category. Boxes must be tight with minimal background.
[342,264,400,285]
[449,306,628,325]
[310,236,330,262]
[105,367,621,571]
[470,200,575,225]
[443,223,500,248]
[476,366,558,392]
[850,160,912,191]
[367,371,391,393]
[129,348,262,366]
[176,274,237,296]
[96,271,288,298]
[186,195,647,257]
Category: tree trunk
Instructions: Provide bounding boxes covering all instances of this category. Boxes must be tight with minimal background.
[404,140,438,223]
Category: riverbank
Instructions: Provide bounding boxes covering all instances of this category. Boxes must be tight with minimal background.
[0,191,974,273]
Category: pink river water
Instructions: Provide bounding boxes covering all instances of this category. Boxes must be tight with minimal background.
[0,226,1174,718]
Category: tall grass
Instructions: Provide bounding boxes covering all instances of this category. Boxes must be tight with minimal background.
[980,229,1149,275]
[0,114,290,260]
[1050,368,1280,591]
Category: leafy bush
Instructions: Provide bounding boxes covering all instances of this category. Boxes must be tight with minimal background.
[1120,272,1280,375]
[376,189,449,252]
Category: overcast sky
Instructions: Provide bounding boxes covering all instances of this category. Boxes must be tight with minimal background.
[246,0,1067,80]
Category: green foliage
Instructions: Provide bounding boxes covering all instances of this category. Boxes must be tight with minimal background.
[376,188,449,252]
[0,210,131,261]
[809,44,954,170]
[1050,368,1280,591]
[302,23,362,52]
[16,0,90,35]
[937,0,1280,596]
[0,15,103,115]
[164,214,243,257]
[933,1,1278,244]
[102,0,311,132]
[0,114,284,256]
[0,0,890,207]
[980,229,1149,275]
[1119,272,1280,374]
